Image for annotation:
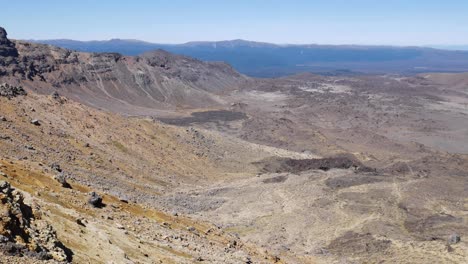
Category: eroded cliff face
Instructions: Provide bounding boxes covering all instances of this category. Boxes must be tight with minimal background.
[0,28,18,59]
[0,27,248,113]
[0,27,20,77]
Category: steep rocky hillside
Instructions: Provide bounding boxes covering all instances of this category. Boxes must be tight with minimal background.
[0,86,299,263]
[1,83,467,263]
[0,27,248,114]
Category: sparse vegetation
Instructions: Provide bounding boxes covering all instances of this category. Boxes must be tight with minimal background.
[111,140,128,153]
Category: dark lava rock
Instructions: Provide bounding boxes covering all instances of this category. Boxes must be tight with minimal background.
[259,154,374,174]
[30,119,40,126]
[0,234,9,243]
[448,233,461,244]
[50,163,62,172]
[262,175,288,184]
[0,27,6,39]
[54,172,71,188]
[0,27,53,79]
[88,192,103,208]
[0,242,28,256]
[0,27,19,59]
[51,91,60,100]
[76,218,86,227]
[0,241,53,260]
[24,145,35,150]
[327,232,392,256]
[0,83,27,99]
[119,196,129,203]
[159,110,247,126]
[0,135,10,141]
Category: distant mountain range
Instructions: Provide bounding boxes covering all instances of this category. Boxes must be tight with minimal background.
[30,39,468,77]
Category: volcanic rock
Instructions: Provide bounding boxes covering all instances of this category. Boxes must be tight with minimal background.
[448,233,461,244]
[30,119,40,126]
[50,162,62,172]
[0,181,71,261]
[0,27,18,59]
[0,83,26,98]
[0,26,247,111]
[54,172,71,188]
[88,192,103,207]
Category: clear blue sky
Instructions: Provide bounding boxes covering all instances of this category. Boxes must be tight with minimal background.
[2,0,468,45]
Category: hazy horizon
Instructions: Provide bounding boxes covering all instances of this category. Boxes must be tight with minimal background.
[3,0,468,46]
[24,37,468,50]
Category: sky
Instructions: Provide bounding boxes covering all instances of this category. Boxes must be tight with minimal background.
[2,0,468,45]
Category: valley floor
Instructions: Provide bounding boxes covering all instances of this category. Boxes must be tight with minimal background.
[1,72,468,263]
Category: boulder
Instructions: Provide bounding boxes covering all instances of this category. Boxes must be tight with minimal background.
[51,91,60,100]
[88,192,103,207]
[54,172,71,188]
[448,233,461,244]
[30,119,40,126]
[50,163,62,172]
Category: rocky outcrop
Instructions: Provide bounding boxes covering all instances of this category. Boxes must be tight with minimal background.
[0,27,18,59]
[88,192,103,207]
[0,181,71,261]
[0,27,20,77]
[0,83,27,98]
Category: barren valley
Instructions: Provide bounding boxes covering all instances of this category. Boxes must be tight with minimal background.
[0,26,467,263]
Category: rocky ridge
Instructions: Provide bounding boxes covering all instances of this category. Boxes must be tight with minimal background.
[0,26,248,112]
